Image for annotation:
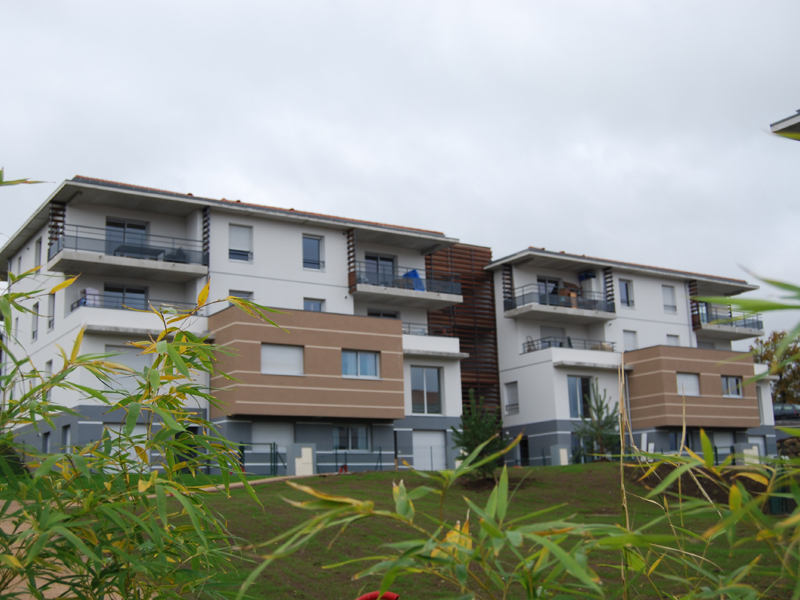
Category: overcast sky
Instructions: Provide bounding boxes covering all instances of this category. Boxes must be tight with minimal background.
[2,1,799,341]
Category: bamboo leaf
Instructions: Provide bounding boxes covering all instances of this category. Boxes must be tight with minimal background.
[197,280,210,307]
[125,402,141,436]
[166,343,191,378]
[700,429,714,469]
[70,327,86,363]
[50,276,78,294]
[497,465,509,523]
[33,454,62,480]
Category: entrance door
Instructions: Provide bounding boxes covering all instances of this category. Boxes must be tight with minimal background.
[412,430,446,471]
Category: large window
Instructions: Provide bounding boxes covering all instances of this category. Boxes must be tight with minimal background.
[303,236,323,269]
[229,224,253,261]
[619,279,634,308]
[104,285,147,310]
[505,381,519,415]
[662,285,677,314]
[721,376,743,397]
[261,344,304,376]
[342,350,379,378]
[333,425,369,451]
[676,373,700,396]
[367,309,398,319]
[364,254,395,286]
[34,238,42,267]
[412,367,442,414]
[47,294,55,330]
[568,376,593,419]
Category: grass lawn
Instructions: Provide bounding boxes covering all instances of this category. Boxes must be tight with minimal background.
[202,463,790,600]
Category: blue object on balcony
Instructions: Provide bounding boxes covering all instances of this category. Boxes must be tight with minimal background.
[402,269,426,291]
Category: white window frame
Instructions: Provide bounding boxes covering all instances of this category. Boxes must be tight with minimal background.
[721,375,743,398]
[261,344,304,376]
[619,279,634,308]
[623,330,638,351]
[228,224,253,262]
[666,334,680,347]
[676,373,701,397]
[304,298,325,312]
[504,381,519,415]
[568,375,593,419]
[47,293,55,331]
[31,302,39,341]
[662,285,677,314]
[342,350,380,379]
[411,366,443,415]
[34,238,42,267]
[302,235,324,270]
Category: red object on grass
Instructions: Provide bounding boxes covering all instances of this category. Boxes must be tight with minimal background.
[354,593,399,600]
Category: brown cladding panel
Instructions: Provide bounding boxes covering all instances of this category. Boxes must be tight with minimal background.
[427,244,500,410]
[625,346,760,429]
[209,307,404,419]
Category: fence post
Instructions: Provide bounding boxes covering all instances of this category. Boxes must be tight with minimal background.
[730,445,736,466]
[542,447,546,467]
[238,444,246,470]
[430,446,434,470]
[335,448,338,474]
[714,445,719,466]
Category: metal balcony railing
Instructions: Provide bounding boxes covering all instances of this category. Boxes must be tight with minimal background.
[352,261,461,295]
[696,308,763,331]
[71,294,199,313]
[401,322,454,336]
[505,284,615,313]
[48,224,208,266]
[522,336,616,354]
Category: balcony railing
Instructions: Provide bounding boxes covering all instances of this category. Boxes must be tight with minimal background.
[71,294,198,313]
[695,308,763,331]
[401,322,454,337]
[48,224,208,266]
[352,262,461,295]
[522,336,616,354]
[505,284,615,313]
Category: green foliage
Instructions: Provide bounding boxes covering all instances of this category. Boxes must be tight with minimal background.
[750,330,800,405]
[572,382,618,462]
[0,271,279,598]
[0,167,44,186]
[450,389,505,479]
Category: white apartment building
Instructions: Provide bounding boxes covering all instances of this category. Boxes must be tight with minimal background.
[487,248,776,464]
[2,176,469,474]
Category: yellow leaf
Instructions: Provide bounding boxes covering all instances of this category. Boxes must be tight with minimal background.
[104,481,112,491]
[50,276,78,294]
[729,485,742,512]
[197,280,210,307]
[71,327,85,363]
[138,477,153,493]
[0,554,22,569]
[135,446,148,463]
[735,472,769,486]
[777,512,800,529]
[647,554,664,577]
[685,447,704,464]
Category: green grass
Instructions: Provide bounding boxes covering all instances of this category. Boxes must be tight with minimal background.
[201,463,791,600]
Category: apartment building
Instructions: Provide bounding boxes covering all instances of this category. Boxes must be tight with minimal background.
[2,176,481,474]
[486,247,776,464]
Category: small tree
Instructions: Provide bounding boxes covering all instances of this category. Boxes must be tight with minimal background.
[750,330,800,405]
[450,389,505,479]
[572,382,618,462]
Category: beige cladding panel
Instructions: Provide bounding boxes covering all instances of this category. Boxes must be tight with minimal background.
[208,306,405,418]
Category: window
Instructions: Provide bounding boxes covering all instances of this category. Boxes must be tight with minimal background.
[662,285,677,314]
[42,431,50,454]
[666,334,680,346]
[537,277,560,296]
[261,344,304,376]
[568,376,593,419]
[47,294,55,330]
[619,279,634,307]
[342,350,379,378]
[676,373,700,396]
[31,302,39,341]
[411,367,442,414]
[34,238,42,267]
[364,254,395,285]
[505,381,519,415]
[229,290,253,303]
[229,224,253,261]
[333,425,369,451]
[61,425,71,453]
[367,309,398,319]
[104,285,147,310]
[17,257,21,274]
[44,360,53,401]
[722,376,743,397]
[623,330,638,351]
[302,236,323,269]
[304,298,324,312]
[106,219,148,257]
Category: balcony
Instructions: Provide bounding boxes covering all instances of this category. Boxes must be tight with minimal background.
[522,336,615,354]
[46,224,208,282]
[401,322,454,336]
[71,293,199,314]
[504,284,616,324]
[692,306,764,341]
[350,261,462,310]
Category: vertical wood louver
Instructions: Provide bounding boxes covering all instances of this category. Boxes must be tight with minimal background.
[427,244,500,410]
[202,206,211,257]
[48,202,66,253]
[346,229,356,291]
[603,267,615,306]
[502,264,514,311]
[688,280,700,330]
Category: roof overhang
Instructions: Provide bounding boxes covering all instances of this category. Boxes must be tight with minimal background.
[486,248,757,296]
